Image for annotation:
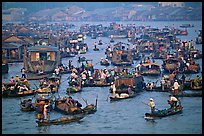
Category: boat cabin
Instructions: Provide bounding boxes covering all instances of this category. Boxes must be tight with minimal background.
[25,45,61,74]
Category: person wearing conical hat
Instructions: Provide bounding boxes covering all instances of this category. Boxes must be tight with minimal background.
[149,98,155,113]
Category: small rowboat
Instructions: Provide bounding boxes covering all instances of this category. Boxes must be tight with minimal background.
[93,48,100,51]
[82,82,111,87]
[20,98,35,112]
[145,105,183,119]
[100,61,110,66]
[67,86,82,94]
[54,97,98,115]
[2,89,35,98]
[110,91,136,101]
[36,114,85,127]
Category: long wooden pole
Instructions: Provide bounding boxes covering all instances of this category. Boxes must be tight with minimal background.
[23,44,28,71]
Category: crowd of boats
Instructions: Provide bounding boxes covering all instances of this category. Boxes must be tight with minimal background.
[2,22,202,126]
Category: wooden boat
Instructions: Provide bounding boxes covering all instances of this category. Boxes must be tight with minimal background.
[98,40,103,45]
[36,114,85,127]
[78,56,87,63]
[100,60,110,66]
[110,91,137,101]
[183,79,202,91]
[183,64,200,74]
[140,63,161,76]
[23,43,61,75]
[60,52,75,58]
[2,82,36,98]
[110,38,114,43]
[162,58,180,73]
[109,35,127,39]
[145,86,170,92]
[26,73,52,80]
[54,97,97,115]
[20,98,35,112]
[189,50,202,59]
[171,89,202,97]
[2,89,35,98]
[82,80,111,87]
[111,45,133,66]
[93,48,99,51]
[180,24,194,28]
[145,105,183,119]
[67,85,82,94]
[110,76,145,93]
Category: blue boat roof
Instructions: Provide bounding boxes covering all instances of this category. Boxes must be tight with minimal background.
[27,45,59,52]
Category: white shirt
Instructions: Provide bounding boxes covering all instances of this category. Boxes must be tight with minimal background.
[173,81,180,90]
[170,96,178,102]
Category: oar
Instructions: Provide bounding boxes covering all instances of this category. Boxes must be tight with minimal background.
[106,93,110,102]
[95,94,98,108]
[141,101,159,110]
[80,96,88,106]
[33,83,38,90]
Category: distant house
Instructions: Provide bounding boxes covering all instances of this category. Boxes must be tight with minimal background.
[158,2,185,7]
[2,35,34,62]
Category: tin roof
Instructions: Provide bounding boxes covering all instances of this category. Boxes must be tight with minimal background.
[27,45,59,52]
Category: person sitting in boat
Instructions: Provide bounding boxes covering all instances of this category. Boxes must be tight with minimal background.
[149,82,155,90]
[39,70,44,75]
[75,100,82,110]
[66,96,74,107]
[161,77,166,91]
[89,76,94,84]
[2,84,6,94]
[147,57,151,63]
[194,75,200,87]
[148,98,155,113]
[25,99,32,108]
[19,85,29,92]
[54,67,60,76]
[81,72,87,84]
[15,75,20,82]
[127,85,132,95]
[168,95,178,108]
[100,58,104,62]
[9,77,15,83]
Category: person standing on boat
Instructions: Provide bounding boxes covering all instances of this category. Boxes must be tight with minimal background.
[181,74,186,85]
[21,67,26,79]
[161,77,165,91]
[127,85,132,95]
[66,96,74,107]
[15,75,20,82]
[111,82,117,98]
[168,95,178,108]
[173,79,180,95]
[9,77,15,83]
[148,98,155,113]
[43,100,49,121]
[94,42,97,49]
[194,75,200,87]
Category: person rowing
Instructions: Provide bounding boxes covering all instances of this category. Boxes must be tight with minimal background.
[168,95,178,109]
[148,98,155,113]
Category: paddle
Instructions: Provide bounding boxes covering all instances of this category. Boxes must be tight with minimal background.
[33,83,38,90]
[95,94,98,108]
[80,96,88,106]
